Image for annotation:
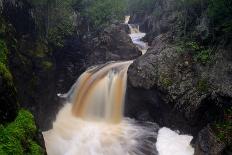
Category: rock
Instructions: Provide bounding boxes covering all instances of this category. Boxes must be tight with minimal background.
[194,126,226,155]
[85,23,141,66]
[127,32,232,136]
[0,73,18,123]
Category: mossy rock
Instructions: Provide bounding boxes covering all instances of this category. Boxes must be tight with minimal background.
[160,74,173,88]
[0,110,44,155]
[196,79,209,93]
[33,41,49,58]
[212,107,232,152]
[0,63,18,123]
[41,60,53,71]
[0,40,9,65]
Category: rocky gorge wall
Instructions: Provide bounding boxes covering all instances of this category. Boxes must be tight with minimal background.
[126,0,232,154]
[0,0,141,141]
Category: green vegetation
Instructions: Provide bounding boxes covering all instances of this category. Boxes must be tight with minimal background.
[73,0,126,29]
[194,49,211,64]
[126,0,157,14]
[0,110,43,155]
[0,63,13,85]
[214,108,232,147]
[160,74,173,88]
[0,39,13,85]
[175,40,212,64]
[196,79,209,93]
[0,40,8,65]
[87,0,126,28]
[42,60,53,71]
[26,0,126,47]
[32,41,49,58]
[46,0,75,47]
[208,0,232,38]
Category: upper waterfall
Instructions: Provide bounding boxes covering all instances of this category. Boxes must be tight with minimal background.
[126,16,149,54]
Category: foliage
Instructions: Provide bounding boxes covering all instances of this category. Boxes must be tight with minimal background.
[126,0,157,14]
[36,0,75,47]
[208,0,232,36]
[27,0,127,47]
[0,110,44,155]
[0,40,8,65]
[47,0,75,47]
[0,63,13,85]
[214,107,232,146]
[175,40,212,64]
[0,39,13,85]
[87,0,126,28]
[41,60,53,71]
[196,79,209,93]
[73,0,126,30]
[160,74,173,88]
[32,41,48,58]
[194,49,211,64]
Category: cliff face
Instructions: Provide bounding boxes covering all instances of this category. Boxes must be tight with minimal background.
[0,0,141,131]
[126,0,232,154]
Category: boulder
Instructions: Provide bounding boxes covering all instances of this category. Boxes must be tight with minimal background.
[194,126,226,155]
[85,23,141,66]
[126,33,232,136]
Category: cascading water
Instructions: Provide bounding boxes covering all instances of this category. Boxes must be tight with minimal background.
[43,16,194,155]
[126,16,149,55]
[43,61,157,155]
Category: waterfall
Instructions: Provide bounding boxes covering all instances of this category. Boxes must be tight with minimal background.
[43,61,158,155]
[43,16,194,155]
[126,16,149,55]
[71,61,132,123]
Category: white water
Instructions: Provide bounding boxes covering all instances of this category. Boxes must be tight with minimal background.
[126,16,149,55]
[43,16,194,155]
[43,104,157,155]
[156,128,194,155]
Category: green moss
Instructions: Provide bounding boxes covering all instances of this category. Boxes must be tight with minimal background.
[185,41,201,51]
[160,74,173,88]
[0,110,44,155]
[194,49,211,64]
[28,140,43,155]
[0,39,14,86]
[213,108,232,146]
[0,40,8,65]
[33,42,48,58]
[175,45,185,53]
[0,62,13,86]
[175,40,212,64]
[42,60,53,71]
[196,79,209,93]
[0,17,7,34]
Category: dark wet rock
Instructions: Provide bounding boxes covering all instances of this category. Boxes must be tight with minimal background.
[85,24,141,66]
[194,126,226,155]
[0,73,18,123]
[127,33,232,136]
[125,83,194,134]
[129,0,211,45]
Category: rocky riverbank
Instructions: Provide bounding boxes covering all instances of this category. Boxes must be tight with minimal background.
[126,0,232,154]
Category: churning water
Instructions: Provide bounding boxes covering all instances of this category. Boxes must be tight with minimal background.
[43,16,194,155]
[43,61,158,155]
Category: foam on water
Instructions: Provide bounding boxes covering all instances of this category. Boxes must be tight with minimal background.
[156,127,194,155]
[43,104,157,155]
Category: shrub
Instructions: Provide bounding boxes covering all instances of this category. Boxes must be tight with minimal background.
[0,40,8,65]
[0,110,44,155]
[194,49,211,64]
[213,108,232,146]
[196,79,209,93]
